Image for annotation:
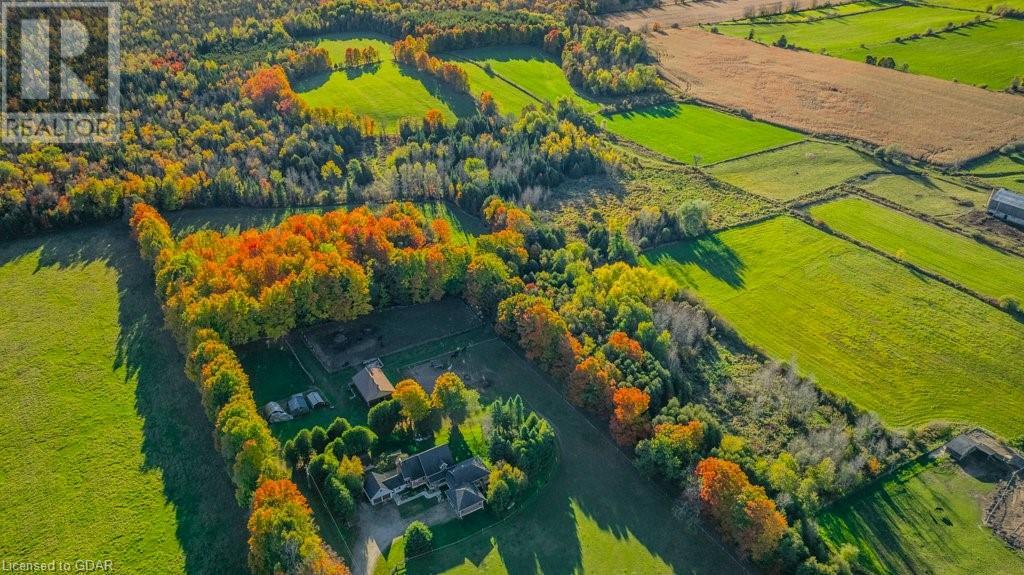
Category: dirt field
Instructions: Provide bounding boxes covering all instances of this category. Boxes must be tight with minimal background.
[648,28,1024,165]
[604,0,857,29]
[986,471,1024,550]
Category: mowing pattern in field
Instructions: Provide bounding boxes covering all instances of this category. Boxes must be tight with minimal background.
[809,196,1024,300]
[858,173,991,216]
[708,141,879,201]
[819,458,1024,574]
[720,6,1024,90]
[0,227,246,572]
[453,46,600,115]
[649,27,1024,166]
[295,35,474,127]
[642,216,1024,436]
[601,103,804,165]
[374,339,741,575]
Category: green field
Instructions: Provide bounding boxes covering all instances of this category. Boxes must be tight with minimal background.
[722,6,1024,89]
[601,103,804,165]
[452,46,601,115]
[729,0,897,23]
[0,226,246,573]
[642,216,1024,436]
[295,35,474,128]
[819,457,1024,574]
[708,141,880,201]
[859,173,991,216]
[969,152,1024,176]
[374,339,741,574]
[810,196,1024,300]
[922,0,1024,11]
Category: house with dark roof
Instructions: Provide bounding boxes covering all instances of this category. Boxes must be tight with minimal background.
[362,443,490,518]
[988,188,1024,227]
[351,358,394,406]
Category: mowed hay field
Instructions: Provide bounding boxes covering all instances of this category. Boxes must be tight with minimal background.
[858,173,991,217]
[641,216,1024,436]
[722,8,1024,90]
[603,0,860,29]
[818,458,1024,574]
[648,28,1024,165]
[295,35,474,127]
[809,196,1024,301]
[452,46,600,115]
[601,102,804,164]
[0,226,246,573]
[707,141,879,201]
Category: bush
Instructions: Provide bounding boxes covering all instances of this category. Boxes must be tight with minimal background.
[311,426,329,454]
[1001,295,1020,314]
[367,399,402,438]
[325,476,356,525]
[327,417,352,441]
[342,426,378,455]
[308,452,339,487]
[404,521,434,557]
[486,462,528,515]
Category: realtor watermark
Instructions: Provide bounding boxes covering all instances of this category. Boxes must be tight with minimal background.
[0,559,113,572]
[1,1,120,144]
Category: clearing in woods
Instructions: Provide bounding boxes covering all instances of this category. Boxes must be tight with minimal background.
[818,457,1024,575]
[0,225,247,573]
[721,8,1024,90]
[641,216,1024,437]
[647,27,1024,165]
[600,102,804,165]
[707,141,880,201]
[295,35,475,127]
[808,196,1024,301]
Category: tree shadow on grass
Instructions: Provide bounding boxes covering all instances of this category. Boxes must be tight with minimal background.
[646,235,747,290]
[0,224,248,575]
[397,63,479,120]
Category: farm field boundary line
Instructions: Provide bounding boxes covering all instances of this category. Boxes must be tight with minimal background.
[602,0,862,29]
[788,202,1023,317]
[493,338,754,575]
[714,1,909,27]
[648,27,1024,166]
[849,182,1024,259]
[452,56,547,107]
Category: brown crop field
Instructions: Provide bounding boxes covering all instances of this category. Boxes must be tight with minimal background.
[604,0,857,29]
[649,28,1024,166]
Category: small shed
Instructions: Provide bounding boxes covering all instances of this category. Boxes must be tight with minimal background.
[987,188,1024,227]
[261,401,293,424]
[287,393,310,416]
[305,390,330,410]
[352,362,394,406]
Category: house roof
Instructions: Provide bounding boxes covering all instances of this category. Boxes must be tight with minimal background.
[947,435,976,457]
[400,444,454,482]
[363,469,405,498]
[990,188,1024,212]
[352,366,394,404]
[447,457,489,487]
[446,485,484,512]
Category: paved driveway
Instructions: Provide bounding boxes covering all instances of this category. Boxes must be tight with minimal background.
[350,498,457,575]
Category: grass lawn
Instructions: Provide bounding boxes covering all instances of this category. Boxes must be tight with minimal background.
[969,152,1024,176]
[722,6,1024,89]
[0,225,246,573]
[818,457,1024,574]
[642,216,1024,436]
[451,46,601,115]
[858,173,991,216]
[810,196,1024,301]
[708,141,881,201]
[374,339,741,575]
[982,173,1024,193]
[922,0,1024,11]
[600,103,804,165]
[295,34,475,128]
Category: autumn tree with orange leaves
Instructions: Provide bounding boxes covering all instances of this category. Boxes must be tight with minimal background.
[609,387,651,447]
[694,458,788,563]
[568,355,617,416]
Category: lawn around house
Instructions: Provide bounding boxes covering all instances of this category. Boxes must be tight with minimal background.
[708,141,881,201]
[818,457,1024,574]
[809,196,1024,301]
[600,103,804,165]
[642,216,1024,436]
[295,34,476,128]
[0,225,247,573]
[374,339,742,575]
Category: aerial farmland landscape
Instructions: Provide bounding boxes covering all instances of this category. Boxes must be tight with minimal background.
[1,0,1022,574]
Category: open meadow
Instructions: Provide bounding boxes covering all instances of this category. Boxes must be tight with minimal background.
[601,102,804,165]
[707,141,880,201]
[295,35,474,128]
[642,216,1024,437]
[373,339,743,575]
[721,8,1024,90]
[809,196,1024,301]
[648,27,1024,165]
[818,457,1024,574]
[0,225,246,573]
[858,173,991,216]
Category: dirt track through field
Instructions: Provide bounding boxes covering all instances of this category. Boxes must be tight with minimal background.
[649,28,1024,165]
[604,0,857,29]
